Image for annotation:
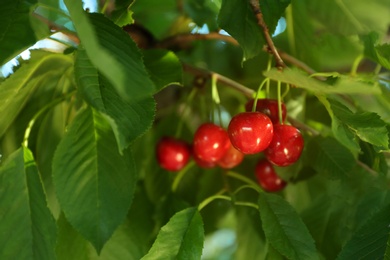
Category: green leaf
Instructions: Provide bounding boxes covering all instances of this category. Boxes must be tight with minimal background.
[218,0,262,60]
[258,192,319,260]
[56,213,89,260]
[362,32,390,70]
[306,136,355,178]
[218,0,290,60]
[75,48,155,152]
[184,0,220,30]
[64,1,155,100]
[142,49,183,92]
[330,99,389,149]
[110,0,134,26]
[141,207,204,260]
[264,68,381,95]
[0,0,37,65]
[0,147,57,259]
[89,185,155,259]
[337,203,390,260]
[52,107,138,253]
[0,50,73,137]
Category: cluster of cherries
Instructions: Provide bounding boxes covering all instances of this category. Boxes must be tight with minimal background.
[156,98,304,192]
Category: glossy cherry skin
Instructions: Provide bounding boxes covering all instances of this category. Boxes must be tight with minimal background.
[245,99,287,124]
[193,153,217,169]
[193,123,231,163]
[156,137,191,171]
[217,141,245,169]
[255,159,287,192]
[228,112,273,154]
[265,124,304,167]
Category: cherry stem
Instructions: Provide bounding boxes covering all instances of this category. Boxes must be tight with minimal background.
[226,171,262,192]
[211,74,223,126]
[175,87,198,138]
[350,55,364,76]
[252,78,269,112]
[23,91,76,148]
[198,193,259,211]
[282,83,290,99]
[277,80,283,124]
[171,160,196,192]
[233,184,261,195]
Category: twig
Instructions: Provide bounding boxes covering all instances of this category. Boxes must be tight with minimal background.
[182,63,255,99]
[31,12,80,44]
[155,32,239,49]
[249,0,286,70]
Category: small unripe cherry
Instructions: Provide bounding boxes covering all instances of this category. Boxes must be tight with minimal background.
[228,112,273,154]
[255,159,287,192]
[156,137,191,171]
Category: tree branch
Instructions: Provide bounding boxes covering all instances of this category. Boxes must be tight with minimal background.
[182,63,255,99]
[249,0,286,70]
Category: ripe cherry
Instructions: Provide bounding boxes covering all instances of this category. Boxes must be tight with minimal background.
[193,153,217,169]
[217,141,245,169]
[245,98,287,124]
[228,112,273,154]
[156,137,191,171]
[193,123,230,163]
[265,124,304,167]
[255,159,286,192]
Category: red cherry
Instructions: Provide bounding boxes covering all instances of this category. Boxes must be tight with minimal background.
[265,124,304,167]
[193,153,217,169]
[227,112,273,154]
[217,142,245,169]
[156,137,191,171]
[255,159,287,192]
[245,99,287,124]
[193,123,230,163]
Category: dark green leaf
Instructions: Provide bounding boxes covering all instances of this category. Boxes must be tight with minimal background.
[75,48,155,152]
[52,107,138,253]
[385,235,390,260]
[64,1,155,100]
[0,0,37,65]
[0,50,73,137]
[56,213,89,260]
[306,136,355,178]
[264,68,381,94]
[0,147,57,259]
[110,0,134,26]
[218,0,262,60]
[184,0,220,30]
[142,49,183,92]
[258,192,319,260]
[141,207,204,260]
[337,203,390,260]
[330,99,389,149]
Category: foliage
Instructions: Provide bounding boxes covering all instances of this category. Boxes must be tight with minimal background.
[0,0,390,259]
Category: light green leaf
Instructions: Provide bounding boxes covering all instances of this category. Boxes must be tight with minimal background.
[258,192,319,260]
[306,136,355,178]
[110,0,134,26]
[337,203,390,260]
[52,107,138,253]
[141,207,204,260]
[264,68,381,95]
[362,32,390,70]
[330,99,389,149]
[0,50,73,137]
[0,147,57,259]
[64,1,155,100]
[142,49,183,92]
[75,48,155,152]
[0,0,37,65]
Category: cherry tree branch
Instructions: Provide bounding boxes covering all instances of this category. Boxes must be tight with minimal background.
[249,0,286,70]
